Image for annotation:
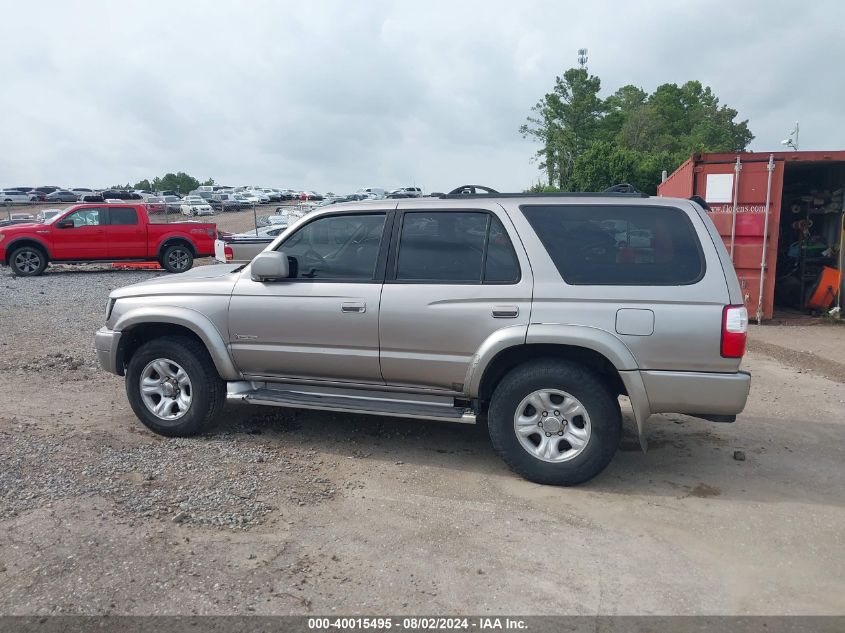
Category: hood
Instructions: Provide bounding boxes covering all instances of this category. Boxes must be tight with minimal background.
[110,263,242,299]
[1,222,43,233]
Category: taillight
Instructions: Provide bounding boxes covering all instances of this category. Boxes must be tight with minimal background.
[224,246,233,262]
[721,305,748,358]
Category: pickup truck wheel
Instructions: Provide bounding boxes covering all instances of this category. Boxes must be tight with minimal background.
[9,245,48,276]
[161,244,194,273]
[487,359,621,486]
[125,336,225,437]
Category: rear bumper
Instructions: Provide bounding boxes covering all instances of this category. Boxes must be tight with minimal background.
[641,369,751,417]
[95,327,123,376]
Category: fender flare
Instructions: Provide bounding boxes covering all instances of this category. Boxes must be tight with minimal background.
[113,306,240,381]
[156,235,198,258]
[466,323,651,444]
[4,236,52,262]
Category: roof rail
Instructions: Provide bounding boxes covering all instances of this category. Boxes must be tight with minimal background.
[438,191,649,200]
[446,185,500,195]
[689,194,710,210]
[604,183,639,194]
[438,183,649,200]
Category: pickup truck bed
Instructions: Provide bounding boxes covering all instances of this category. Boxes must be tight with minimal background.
[214,223,289,263]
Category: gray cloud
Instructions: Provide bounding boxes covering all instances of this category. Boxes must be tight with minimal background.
[1,0,842,193]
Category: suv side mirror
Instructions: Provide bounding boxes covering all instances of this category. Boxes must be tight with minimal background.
[56,219,74,229]
[251,251,290,282]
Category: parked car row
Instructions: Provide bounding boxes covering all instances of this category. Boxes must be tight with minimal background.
[2,188,83,204]
[3,183,427,211]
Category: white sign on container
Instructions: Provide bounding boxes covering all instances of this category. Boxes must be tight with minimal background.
[705,173,734,203]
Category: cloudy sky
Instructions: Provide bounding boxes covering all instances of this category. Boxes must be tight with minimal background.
[1,1,842,193]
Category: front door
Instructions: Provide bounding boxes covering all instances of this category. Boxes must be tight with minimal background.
[50,207,109,260]
[378,205,533,391]
[229,210,391,383]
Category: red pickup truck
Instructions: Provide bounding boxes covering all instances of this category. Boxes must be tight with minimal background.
[0,203,217,276]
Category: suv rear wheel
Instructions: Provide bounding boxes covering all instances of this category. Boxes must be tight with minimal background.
[487,359,621,485]
[9,245,48,276]
[125,336,225,436]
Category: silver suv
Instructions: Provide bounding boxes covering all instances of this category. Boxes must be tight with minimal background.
[95,192,751,485]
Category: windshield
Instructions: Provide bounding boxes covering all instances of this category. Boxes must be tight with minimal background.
[42,207,74,224]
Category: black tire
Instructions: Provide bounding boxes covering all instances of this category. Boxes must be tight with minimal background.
[487,359,621,486]
[160,243,194,273]
[125,336,225,437]
[9,245,48,276]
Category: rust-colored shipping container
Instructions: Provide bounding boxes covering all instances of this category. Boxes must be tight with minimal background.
[658,151,845,321]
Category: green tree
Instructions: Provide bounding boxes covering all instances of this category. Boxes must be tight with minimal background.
[520,67,605,190]
[522,62,754,193]
[133,179,153,191]
[150,172,202,194]
[568,142,670,195]
[524,182,561,193]
[201,177,215,187]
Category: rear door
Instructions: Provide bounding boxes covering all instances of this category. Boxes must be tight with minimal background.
[106,206,146,258]
[50,207,109,260]
[378,203,532,391]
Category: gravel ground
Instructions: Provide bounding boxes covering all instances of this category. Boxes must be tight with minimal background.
[0,268,157,370]
[0,267,844,615]
[747,322,845,384]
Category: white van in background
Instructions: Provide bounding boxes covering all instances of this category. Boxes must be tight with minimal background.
[357,187,386,199]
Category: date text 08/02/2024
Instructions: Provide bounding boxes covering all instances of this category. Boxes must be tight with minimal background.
[307,617,528,630]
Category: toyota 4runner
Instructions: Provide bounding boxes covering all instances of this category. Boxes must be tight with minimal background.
[96,191,751,485]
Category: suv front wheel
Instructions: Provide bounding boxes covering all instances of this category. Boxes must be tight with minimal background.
[487,359,621,486]
[125,336,225,436]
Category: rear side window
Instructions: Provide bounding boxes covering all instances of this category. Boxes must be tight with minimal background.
[109,207,138,225]
[521,205,704,285]
[395,211,520,283]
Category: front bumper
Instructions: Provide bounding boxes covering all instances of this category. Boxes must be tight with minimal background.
[95,327,123,376]
[641,369,751,417]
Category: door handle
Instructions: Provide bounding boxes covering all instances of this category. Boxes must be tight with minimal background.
[341,302,367,314]
[492,305,519,318]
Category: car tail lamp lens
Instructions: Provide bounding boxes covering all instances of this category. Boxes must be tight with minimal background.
[224,246,233,262]
[721,305,748,358]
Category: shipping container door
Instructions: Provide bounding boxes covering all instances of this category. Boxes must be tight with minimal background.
[693,158,784,320]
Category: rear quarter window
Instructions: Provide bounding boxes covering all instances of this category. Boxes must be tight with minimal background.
[521,204,705,285]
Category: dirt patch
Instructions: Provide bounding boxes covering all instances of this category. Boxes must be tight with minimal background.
[1,352,91,373]
[686,484,721,498]
[0,429,336,529]
[747,338,845,384]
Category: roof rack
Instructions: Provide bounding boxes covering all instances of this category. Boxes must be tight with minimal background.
[438,183,649,200]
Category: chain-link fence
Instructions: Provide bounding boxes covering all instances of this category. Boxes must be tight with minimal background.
[144,195,314,236]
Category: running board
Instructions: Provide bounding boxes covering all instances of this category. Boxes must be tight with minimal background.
[236,388,477,424]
